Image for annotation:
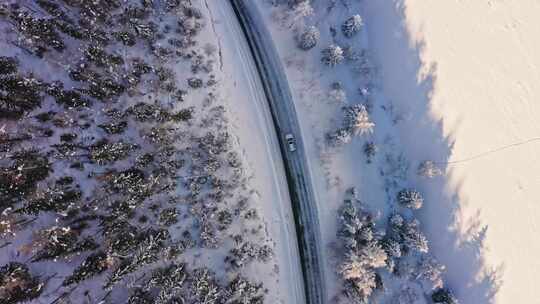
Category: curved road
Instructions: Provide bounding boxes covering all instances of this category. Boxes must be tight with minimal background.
[228,1,327,303]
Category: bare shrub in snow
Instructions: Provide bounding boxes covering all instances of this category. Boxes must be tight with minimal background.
[0,209,19,238]
[19,182,81,215]
[393,286,421,304]
[12,13,65,55]
[321,44,344,66]
[288,0,314,24]
[327,128,352,147]
[297,26,320,50]
[363,142,378,163]
[328,82,347,104]
[418,160,443,178]
[416,255,445,291]
[343,46,362,62]
[342,15,364,38]
[397,189,424,210]
[188,77,204,89]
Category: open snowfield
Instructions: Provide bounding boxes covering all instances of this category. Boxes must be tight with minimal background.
[362,0,540,302]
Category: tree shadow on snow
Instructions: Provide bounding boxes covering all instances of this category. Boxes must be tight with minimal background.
[361,1,503,303]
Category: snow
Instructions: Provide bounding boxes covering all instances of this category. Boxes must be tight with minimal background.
[201,1,305,303]
[4,0,536,302]
[253,1,402,301]
[362,1,540,302]
[0,0,296,302]
[252,0,540,302]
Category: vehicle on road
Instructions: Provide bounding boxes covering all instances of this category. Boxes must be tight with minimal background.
[285,134,297,152]
[231,1,326,302]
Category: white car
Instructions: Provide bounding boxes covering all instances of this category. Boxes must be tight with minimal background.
[285,133,296,152]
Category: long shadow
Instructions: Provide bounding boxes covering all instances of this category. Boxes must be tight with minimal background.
[361,1,502,303]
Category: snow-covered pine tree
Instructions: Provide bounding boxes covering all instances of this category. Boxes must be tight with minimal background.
[63,251,109,286]
[321,44,344,66]
[297,26,320,50]
[397,189,424,210]
[344,104,375,136]
[226,276,265,304]
[337,194,387,303]
[0,262,44,304]
[342,268,377,303]
[0,73,43,119]
[432,288,459,304]
[418,160,443,178]
[342,15,364,38]
[390,215,429,254]
[357,242,388,269]
[190,268,222,303]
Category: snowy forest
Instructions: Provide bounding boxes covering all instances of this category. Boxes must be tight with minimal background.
[0,0,506,303]
[0,0,276,303]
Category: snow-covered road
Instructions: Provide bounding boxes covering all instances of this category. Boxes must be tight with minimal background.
[228,1,328,303]
[201,1,306,303]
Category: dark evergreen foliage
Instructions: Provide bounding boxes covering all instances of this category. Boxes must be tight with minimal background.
[0,262,44,304]
[63,252,109,286]
[0,74,43,118]
[432,288,459,304]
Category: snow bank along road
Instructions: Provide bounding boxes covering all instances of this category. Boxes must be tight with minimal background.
[229,1,326,303]
[205,0,305,303]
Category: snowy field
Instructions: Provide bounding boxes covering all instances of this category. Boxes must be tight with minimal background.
[363,1,540,303]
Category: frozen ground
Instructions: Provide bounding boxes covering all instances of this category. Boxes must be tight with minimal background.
[362,1,540,303]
